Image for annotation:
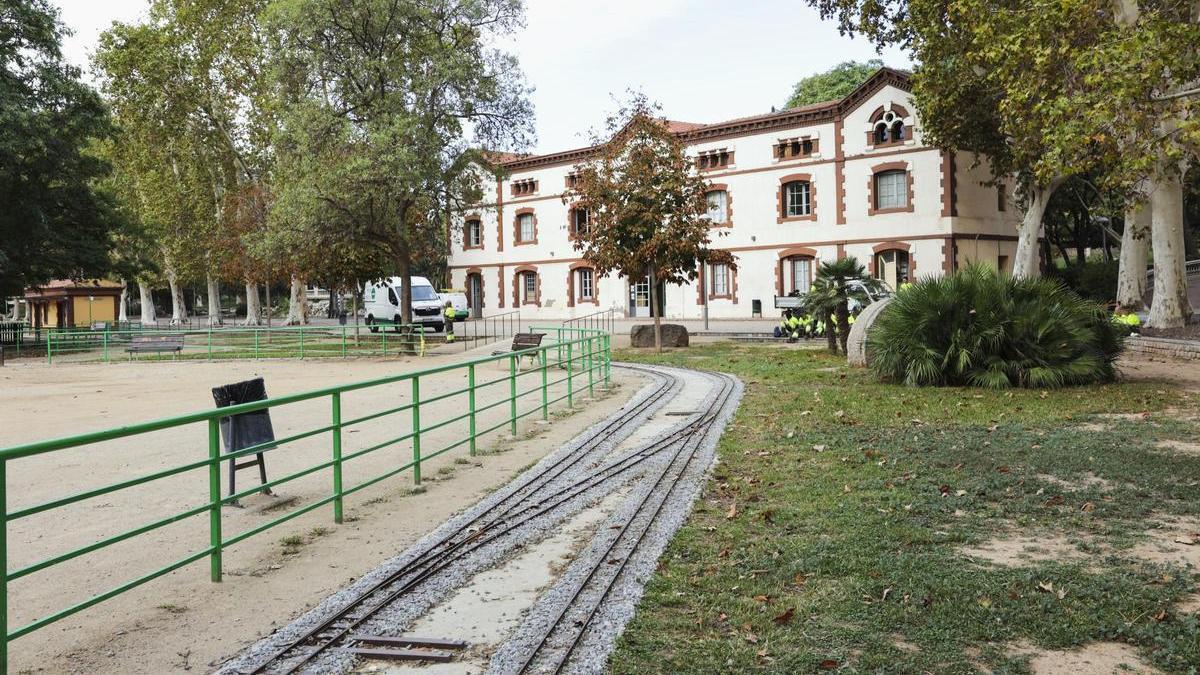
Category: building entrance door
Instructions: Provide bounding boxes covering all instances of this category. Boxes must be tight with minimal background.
[629,276,651,317]
[468,274,483,319]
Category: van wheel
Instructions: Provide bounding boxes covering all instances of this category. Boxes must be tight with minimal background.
[366,315,378,333]
[432,322,444,333]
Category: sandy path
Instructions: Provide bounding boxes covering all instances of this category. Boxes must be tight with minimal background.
[0,347,639,674]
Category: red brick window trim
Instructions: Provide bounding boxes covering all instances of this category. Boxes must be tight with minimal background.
[866,105,911,148]
[868,162,914,215]
[776,173,817,223]
[465,269,484,311]
[774,136,818,161]
[781,255,816,295]
[704,184,733,228]
[511,178,538,197]
[869,244,915,289]
[512,265,541,307]
[514,208,538,246]
[463,217,484,250]
[697,149,733,172]
[565,172,580,189]
[568,263,599,307]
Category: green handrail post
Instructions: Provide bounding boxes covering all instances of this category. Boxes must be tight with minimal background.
[468,364,477,456]
[540,349,548,420]
[299,326,305,359]
[46,332,52,365]
[102,330,109,363]
[411,376,421,485]
[567,341,574,408]
[254,329,260,359]
[332,392,343,524]
[587,336,595,396]
[341,325,347,358]
[509,354,518,435]
[382,330,388,357]
[207,418,222,582]
[605,334,612,387]
[1,457,8,675]
[207,327,213,361]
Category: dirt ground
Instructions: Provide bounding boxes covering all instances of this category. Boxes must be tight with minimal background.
[0,346,642,674]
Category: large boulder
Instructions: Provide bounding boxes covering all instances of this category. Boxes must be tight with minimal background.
[630,323,689,348]
[846,298,892,367]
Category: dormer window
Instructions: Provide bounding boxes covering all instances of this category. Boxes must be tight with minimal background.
[870,109,907,146]
[511,179,538,197]
[775,137,817,160]
[697,149,733,171]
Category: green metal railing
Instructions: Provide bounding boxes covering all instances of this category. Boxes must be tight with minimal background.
[45,323,428,364]
[0,328,611,672]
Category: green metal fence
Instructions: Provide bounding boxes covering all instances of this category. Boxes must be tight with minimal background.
[45,323,428,364]
[0,328,611,672]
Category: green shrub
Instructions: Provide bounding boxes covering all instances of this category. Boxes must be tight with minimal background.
[1046,258,1119,304]
[868,267,1124,388]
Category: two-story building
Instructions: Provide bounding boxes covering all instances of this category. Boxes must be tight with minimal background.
[448,68,1018,320]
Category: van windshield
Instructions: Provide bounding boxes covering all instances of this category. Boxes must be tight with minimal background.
[411,286,439,302]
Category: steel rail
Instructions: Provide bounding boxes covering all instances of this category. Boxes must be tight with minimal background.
[513,373,736,675]
[245,366,677,674]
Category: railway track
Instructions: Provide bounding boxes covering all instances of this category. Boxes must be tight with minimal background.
[500,371,740,675]
[235,365,688,675]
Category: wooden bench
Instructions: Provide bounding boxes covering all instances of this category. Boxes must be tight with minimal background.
[492,332,545,367]
[127,335,185,359]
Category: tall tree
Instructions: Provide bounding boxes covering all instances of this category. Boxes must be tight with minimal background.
[267,0,533,325]
[0,0,117,297]
[566,96,734,352]
[784,59,883,108]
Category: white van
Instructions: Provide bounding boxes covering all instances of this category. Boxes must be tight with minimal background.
[363,276,445,332]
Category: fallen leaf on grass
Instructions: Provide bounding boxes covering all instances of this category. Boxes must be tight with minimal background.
[744,632,759,644]
[753,594,771,604]
[1173,535,1199,546]
[718,547,731,559]
[772,607,795,625]
[819,659,840,670]
[793,573,808,587]
[1081,502,1096,512]
[812,444,826,452]
[726,502,738,520]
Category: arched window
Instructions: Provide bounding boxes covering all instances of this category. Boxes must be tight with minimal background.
[782,181,811,218]
[874,249,911,290]
[706,189,728,224]
[871,109,906,146]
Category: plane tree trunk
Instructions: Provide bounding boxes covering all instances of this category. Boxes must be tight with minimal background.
[1116,202,1151,310]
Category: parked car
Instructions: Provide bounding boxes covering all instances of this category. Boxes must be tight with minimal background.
[363,276,445,332]
[439,289,470,321]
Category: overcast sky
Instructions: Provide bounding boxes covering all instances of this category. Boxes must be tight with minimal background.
[52,0,911,155]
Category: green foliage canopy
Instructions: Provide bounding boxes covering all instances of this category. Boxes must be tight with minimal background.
[0,0,117,296]
[784,59,882,108]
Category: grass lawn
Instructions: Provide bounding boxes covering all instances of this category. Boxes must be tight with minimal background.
[610,343,1200,674]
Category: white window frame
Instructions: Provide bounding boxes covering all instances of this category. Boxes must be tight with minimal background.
[518,213,534,242]
[467,220,481,247]
[875,170,908,210]
[522,272,537,304]
[710,264,730,297]
[578,268,594,300]
[789,257,812,294]
[706,190,728,224]
[573,207,590,236]
[784,181,811,217]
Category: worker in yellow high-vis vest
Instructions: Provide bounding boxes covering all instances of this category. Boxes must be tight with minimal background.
[444,301,457,343]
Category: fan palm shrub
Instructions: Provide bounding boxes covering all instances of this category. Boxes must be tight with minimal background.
[809,257,884,355]
[868,266,1123,388]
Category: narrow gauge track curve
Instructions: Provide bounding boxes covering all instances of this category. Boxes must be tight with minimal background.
[238,365,683,675]
[506,371,739,675]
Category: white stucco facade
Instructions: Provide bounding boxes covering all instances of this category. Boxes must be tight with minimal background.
[447,69,1019,320]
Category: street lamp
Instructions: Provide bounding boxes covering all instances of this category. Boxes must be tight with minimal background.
[87,295,95,328]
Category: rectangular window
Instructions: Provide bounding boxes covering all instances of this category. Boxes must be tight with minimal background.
[467,220,481,247]
[875,171,907,210]
[706,190,728,224]
[997,185,1006,212]
[512,179,538,197]
[710,264,729,297]
[572,208,590,236]
[518,213,534,242]
[785,182,811,217]
[697,150,732,171]
[523,273,537,304]
[579,269,594,300]
[790,258,812,294]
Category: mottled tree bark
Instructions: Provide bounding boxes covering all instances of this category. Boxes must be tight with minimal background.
[206,274,222,326]
[1147,174,1194,328]
[138,280,156,325]
[1116,202,1151,310]
[243,282,263,326]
